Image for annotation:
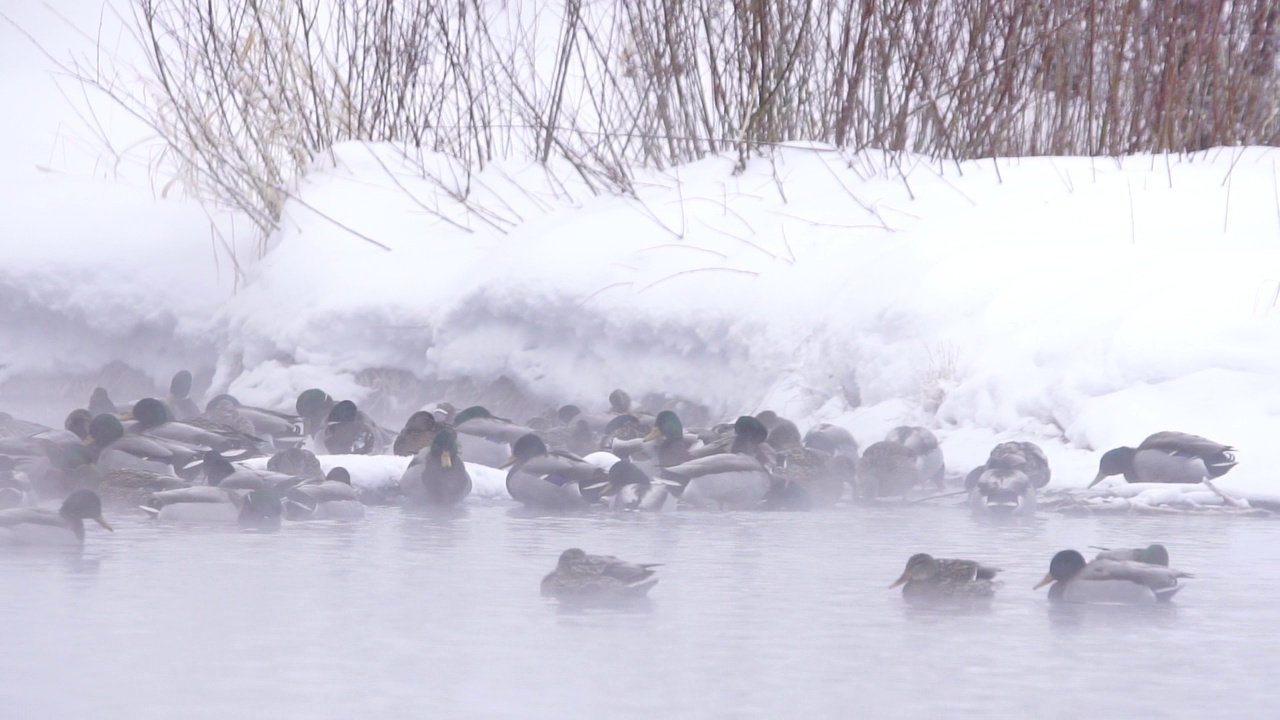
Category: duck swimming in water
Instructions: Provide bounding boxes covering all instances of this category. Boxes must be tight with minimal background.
[1034,549,1191,604]
[540,548,660,602]
[889,553,1001,603]
[0,490,113,546]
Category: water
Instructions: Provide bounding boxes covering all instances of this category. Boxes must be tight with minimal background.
[3,502,1277,718]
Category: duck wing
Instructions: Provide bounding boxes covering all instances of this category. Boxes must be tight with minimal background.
[1077,559,1191,588]
[1138,431,1232,457]
[456,417,535,445]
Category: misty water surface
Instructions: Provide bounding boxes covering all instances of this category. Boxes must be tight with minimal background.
[2,503,1277,718]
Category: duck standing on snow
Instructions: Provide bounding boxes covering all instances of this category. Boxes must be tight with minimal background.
[541,548,660,602]
[1034,549,1192,604]
[889,553,1000,603]
[503,433,608,511]
[0,489,113,546]
[1089,431,1238,503]
[965,442,1049,517]
[400,428,472,507]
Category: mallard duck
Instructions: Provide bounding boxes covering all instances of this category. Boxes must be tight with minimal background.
[802,423,859,489]
[503,433,607,510]
[88,387,119,417]
[608,410,699,471]
[1089,432,1237,502]
[688,416,772,465]
[400,428,472,507]
[889,553,1001,602]
[296,388,336,440]
[1093,544,1170,566]
[606,460,669,512]
[265,447,325,481]
[857,441,919,500]
[127,398,262,458]
[87,413,203,478]
[886,426,945,488]
[166,370,202,421]
[0,489,113,546]
[191,395,258,438]
[393,411,439,457]
[455,406,537,468]
[96,467,192,508]
[1034,549,1192,603]
[658,452,772,510]
[540,548,660,602]
[285,467,365,520]
[600,413,650,446]
[965,444,1044,517]
[967,441,1050,489]
[200,394,303,449]
[764,421,843,508]
[142,483,283,528]
[202,451,306,495]
[315,400,382,455]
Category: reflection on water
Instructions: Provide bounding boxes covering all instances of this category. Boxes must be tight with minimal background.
[1,503,1277,718]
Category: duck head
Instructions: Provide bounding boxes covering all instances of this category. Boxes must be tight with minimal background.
[503,433,548,468]
[430,428,460,468]
[890,553,939,587]
[1089,447,1136,488]
[61,489,113,532]
[644,411,683,442]
[1035,549,1087,589]
[129,398,171,429]
[608,389,632,414]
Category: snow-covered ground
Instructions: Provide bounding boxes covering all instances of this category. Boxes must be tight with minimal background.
[4,7,1280,506]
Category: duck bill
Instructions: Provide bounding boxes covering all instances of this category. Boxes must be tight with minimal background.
[441,451,452,469]
[643,427,661,442]
[499,456,516,469]
[1086,472,1107,489]
[888,573,909,589]
[1032,573,1055,590]
[95,515,114,532]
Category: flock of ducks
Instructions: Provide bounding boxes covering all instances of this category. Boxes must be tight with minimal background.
[0,372,1239,606]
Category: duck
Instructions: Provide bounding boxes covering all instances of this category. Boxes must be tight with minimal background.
[967,441,1050,489]
[264,447,325,481]
[540,548,660,602]
[88,387,119,417]
[965,443,1046,517]
[166,370,202,421]
[127,398,262,459]
[315,400,383,455]
[400,428,472,507]
[142,483,283,528]
[802,424,859,485]
[86,413,204,478]
[96,467,193,508]
[1089,432,1238,502]
[285,467,365,520]
[658,449,773,511]
[608,410,700,473]
[1034,549,1192,604]
[885,426,945,488]
[393,411,439,457]
[191,394,259,438]
[764,421,843,508]
[688,415,772,466]
[606,460,669,512]
[1093,544,1170,566]
[600,413,650,447]
[201,451,306,495]
[296,388,336,440]
[455,406,538,469]
[503,433,608,511]
[889,553,1001,602]
[202,394,303,449]
[540,411,601,457]
[0,489,113,546]
[856,441,920,500]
